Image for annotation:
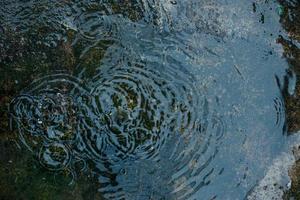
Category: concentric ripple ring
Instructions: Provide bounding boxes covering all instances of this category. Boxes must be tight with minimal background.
[77,49,202,163]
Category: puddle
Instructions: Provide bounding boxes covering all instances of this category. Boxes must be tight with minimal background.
[1,0,299,199]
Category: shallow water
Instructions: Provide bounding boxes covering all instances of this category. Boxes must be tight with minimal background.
[1,0,296,199]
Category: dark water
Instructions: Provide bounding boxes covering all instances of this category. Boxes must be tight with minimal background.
[1,0,295,199]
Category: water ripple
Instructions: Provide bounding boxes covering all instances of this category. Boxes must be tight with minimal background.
[79,49,200,162]
[9,46,223,199]
[10,73,90,161]
[6,0,289,199]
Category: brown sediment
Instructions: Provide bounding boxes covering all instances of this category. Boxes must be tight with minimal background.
[276,0,300,133]
[278,0,300,41]
[277,0,300,198]
[283,147,300,199]
[287,160,300,199]
[277,37,300,133]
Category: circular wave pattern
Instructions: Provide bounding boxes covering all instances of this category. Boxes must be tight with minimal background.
[9,52,224,199]
[9,73,90,168]
[10,59,201,162]
[75,11,118,41]
[110,111,226,200]
[77,53,201,162]
[39,142,71,171]
[9,48,226,199]
[168,115,225,199]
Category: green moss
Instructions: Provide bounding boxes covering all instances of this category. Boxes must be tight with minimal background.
[0,24,106,199]
[74,40,113,78]
[109,0,144,21]
[0,132,104,200]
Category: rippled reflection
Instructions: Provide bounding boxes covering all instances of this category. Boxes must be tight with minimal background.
[6,0,291,199]
[10,44,218,198]
[10,67,225,199]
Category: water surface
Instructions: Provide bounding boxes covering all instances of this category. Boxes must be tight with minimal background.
[1,0,296,199]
